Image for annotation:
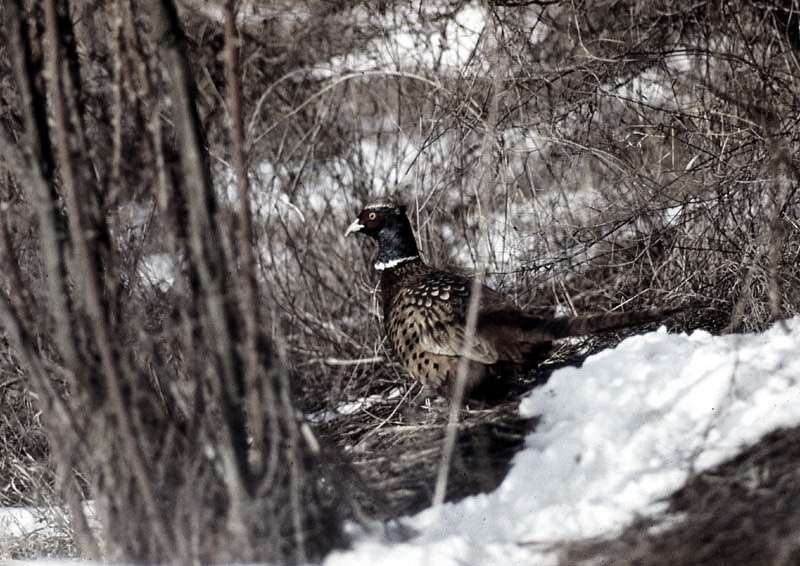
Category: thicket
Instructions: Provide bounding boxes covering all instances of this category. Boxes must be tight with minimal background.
[0,0,798,563]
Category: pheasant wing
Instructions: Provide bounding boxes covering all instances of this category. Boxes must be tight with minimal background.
[401,272,501,364]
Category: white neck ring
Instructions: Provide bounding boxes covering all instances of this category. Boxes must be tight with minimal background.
[374,255,419,271]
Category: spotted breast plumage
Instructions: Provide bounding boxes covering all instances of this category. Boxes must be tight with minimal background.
[346,200,677,400]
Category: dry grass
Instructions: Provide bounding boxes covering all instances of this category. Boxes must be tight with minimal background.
[0,378,49,507]
[315,367,541,520]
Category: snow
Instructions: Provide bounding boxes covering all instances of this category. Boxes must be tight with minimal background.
[136,253,177,292]
[323,318,800,566]
[3,319,800,564]
[307,387,404,425]
[0,507,50,539]
[312,4,486,79]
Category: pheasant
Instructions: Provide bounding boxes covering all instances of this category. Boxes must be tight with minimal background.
[346,200,676,400]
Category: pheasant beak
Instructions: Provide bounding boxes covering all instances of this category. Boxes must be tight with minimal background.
[345,218,364,236]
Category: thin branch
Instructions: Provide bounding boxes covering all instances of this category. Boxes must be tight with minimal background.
[223,0,265,468]
[146,0,253,545]
[4,0,77,367]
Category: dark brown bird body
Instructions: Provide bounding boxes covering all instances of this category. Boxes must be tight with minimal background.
[347,200,673,399]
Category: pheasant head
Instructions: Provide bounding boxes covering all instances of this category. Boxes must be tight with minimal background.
[345,200,420,271]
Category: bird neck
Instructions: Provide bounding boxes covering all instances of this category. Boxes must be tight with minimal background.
[373,216,420,271]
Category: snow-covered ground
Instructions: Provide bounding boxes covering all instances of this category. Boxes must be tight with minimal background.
[5,317,798,565]
[322,317,800,566]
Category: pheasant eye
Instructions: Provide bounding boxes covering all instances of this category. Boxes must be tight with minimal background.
[368,212,377,220]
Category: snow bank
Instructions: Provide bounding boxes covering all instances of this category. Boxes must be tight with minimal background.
[326,318,800,566]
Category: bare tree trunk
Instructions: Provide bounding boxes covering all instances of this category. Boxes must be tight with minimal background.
[0,0,347,562]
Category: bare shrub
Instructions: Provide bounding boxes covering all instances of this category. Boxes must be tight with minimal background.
[0,0,348,562]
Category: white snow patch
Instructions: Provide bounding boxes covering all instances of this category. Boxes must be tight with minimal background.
[0,507,51,539]
[137,253,177,292]
[307,387,405,425]
[312,3,486,78]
